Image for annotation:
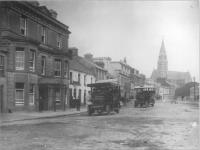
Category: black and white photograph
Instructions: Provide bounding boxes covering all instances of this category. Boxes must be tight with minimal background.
[0,0,199,149]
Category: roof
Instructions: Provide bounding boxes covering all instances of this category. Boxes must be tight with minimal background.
[167,71,191,81]
[69,56,94,75]
[156,78,171,87]
[87,82,119,88]
[151,69,192,82]
[79,57,107,72]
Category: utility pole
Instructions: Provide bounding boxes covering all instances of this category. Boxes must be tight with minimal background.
[193,77,196,101]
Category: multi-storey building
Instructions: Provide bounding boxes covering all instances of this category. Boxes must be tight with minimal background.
[0,1,71,112]
[68,48,95,108]
[84,53,107,81]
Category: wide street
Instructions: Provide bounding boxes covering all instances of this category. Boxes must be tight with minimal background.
[0,101,199,150]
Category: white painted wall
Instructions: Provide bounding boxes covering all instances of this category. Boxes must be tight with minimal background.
[69,69,95,104]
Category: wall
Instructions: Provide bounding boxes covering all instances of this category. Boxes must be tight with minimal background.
[69,69,95,104]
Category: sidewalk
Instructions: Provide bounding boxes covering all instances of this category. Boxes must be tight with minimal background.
[0,107,87,124]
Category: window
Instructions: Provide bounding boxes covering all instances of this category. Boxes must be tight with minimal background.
[84,75,86,86]
[55,88,61,105]
[57,34,62,48]
[64,61,68,78]
[54,59,61,77]
[15,48,25,70]
[15,83,24,105]
[20,16,27,36]
[29,50,35,72]
[29,84,35,105]
[78,74,80,84]
[0,55,4,77]
[41,26,46,44]
[91,77,93,83]
[41,56,46,75]
[73,88,76,99]
[70,72,73,84]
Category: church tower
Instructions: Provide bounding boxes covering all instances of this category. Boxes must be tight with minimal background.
[157,40,168,78]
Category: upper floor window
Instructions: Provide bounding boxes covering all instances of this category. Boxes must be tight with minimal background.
[57,34,62,48]
[64,61,69,78]
[41,56,46,75]
[41,26,46,44]
[70,72,73,84]
[29,49,35,72]
[84,75,86,86]
[78,73,81,84]
[20,16,27,36]
[15,48,25,70]
[0,55,5,77]
[54,59,61,77]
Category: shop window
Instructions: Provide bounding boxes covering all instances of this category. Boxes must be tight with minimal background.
[41,56,46,75]
[20,16,27,36]
[15,48,25,70]
[29,49,35,72]
[54,59,61,77]
[0,55,4,77]
[15,83,24,105]
[29,84,35,105]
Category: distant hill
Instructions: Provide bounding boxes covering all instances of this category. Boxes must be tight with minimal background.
[175,82,199,98]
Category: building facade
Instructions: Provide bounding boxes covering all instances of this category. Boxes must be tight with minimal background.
[0,1,71,112]
[68,48,95,108]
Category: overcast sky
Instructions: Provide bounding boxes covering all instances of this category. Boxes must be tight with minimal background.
[40,0,199,81]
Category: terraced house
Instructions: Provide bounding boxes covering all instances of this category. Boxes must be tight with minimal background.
[0,1,71,112]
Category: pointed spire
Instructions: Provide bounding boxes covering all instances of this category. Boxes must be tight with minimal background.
[159,39,166,56]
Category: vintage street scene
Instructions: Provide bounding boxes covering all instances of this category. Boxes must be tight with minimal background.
[0,0,199,150]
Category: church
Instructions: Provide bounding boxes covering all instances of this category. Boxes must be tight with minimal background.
[151,40,192,100]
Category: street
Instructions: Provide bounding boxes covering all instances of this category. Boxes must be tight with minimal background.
[0,101,199,150]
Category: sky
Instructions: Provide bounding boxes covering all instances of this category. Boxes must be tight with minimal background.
[40,0,199,81]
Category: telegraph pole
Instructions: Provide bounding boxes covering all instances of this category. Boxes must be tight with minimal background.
[193,77,196,101]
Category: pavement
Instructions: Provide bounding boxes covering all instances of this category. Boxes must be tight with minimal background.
[0,107,87,125]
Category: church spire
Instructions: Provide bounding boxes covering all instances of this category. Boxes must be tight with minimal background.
[157,39,168,78]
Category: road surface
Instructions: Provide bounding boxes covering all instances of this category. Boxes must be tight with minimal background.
[0,101,199,150]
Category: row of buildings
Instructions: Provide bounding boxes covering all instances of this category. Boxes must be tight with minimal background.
[0,1,145,113]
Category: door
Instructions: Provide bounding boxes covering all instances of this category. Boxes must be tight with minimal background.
[0,85,3,113]
[39,85,48,111]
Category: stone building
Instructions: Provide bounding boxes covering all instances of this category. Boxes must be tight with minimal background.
[83,53,107,81]
[151,40,192,87]
[0,1,71,112]
[151,40,192,100]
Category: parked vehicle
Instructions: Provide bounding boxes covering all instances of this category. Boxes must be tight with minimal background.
[134,86,155,108]
[87,80,121,115]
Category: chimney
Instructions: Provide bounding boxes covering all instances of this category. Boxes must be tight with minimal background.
[49,9,57,19]
[29,1,40,7]
[68,47,78,57]
[84,53,93,62]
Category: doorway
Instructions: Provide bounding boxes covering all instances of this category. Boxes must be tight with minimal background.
[39,85,48,111]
